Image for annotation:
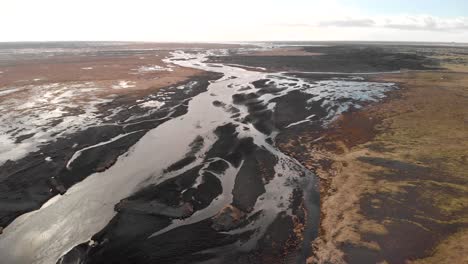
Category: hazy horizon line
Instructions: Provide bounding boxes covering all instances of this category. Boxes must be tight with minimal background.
[0,40,467,45]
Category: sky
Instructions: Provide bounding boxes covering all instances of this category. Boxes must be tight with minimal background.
[1,0,467,42]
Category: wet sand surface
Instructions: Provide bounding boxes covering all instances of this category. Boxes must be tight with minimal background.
[0,42,465,264]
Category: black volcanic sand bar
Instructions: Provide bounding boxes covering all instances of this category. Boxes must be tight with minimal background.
[57,71,331,263]
[0,72,222,229]
[59,123,315,263]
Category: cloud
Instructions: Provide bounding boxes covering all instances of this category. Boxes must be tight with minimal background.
[382,16,468,31]
[281,16,468,32]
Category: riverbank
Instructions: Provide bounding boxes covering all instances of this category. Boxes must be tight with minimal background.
[277,69,468,263]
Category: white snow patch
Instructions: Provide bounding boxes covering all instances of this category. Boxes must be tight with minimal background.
[0,82,114,165]
[112,80,136,89]
[135,65,174,73]
[139,100,165,109]
[302,79,395,121]
[0,87,21,97]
